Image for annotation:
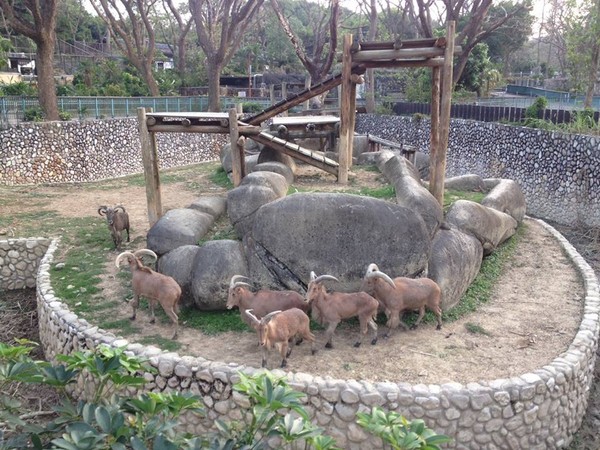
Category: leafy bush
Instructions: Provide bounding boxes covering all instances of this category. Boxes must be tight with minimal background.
[23,107,44,122]
[241,101,264,113]
[525,96,548,119]
[58,110,72,121]
[0,81,36,96]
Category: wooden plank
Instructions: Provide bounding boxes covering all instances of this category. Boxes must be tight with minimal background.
[272,116,340,125]
[429,66,441,199]
[147,112,230,119]
[359,58,444,69]
[229,108,243,187]
[146,124,230,134]
[352,46,461,62]
[338,34,353,184]
[137,107,162,226]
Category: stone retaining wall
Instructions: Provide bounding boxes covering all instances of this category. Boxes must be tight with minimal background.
[0,238,51,290]
[356,115,600,227]
[35,222,600,449]
[0,119,226,185]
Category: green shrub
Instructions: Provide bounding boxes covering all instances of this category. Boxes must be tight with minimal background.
[23,107,44,122]
[241,101,264,113]
[58,110,72,121]
[525,96,548,119]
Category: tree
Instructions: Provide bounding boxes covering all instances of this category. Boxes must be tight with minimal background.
[413,0,534,88]
[157,0,193,87]
[90,0,161,96]
[189,0,265,111]
[270,0,339,106]
[0,0,59,120]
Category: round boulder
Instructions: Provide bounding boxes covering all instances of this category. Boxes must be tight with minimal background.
[246,192,431,292]
[147,208,214,256]
[252,162,294,185]
[481,179,526,223]
[258,146,297,173]
[241,171,288,198]
[157,245,201,308]
[227,183,281,239]
[187,195,227,218]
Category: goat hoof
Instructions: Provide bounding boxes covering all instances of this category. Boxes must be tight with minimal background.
[410,324,418,330]
[281,360,287,368]
[296,338,303,346]
[150,319,156,324]
[325,342,333,349]
[371,338,378,345]
[129,316,136,321]
[261,361,267,368]
[311,349,317,355]
[353,342,361,348]
[436,324,442,330]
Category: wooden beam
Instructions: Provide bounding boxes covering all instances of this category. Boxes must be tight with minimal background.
[338,34,354,184]
[429,65,441,200]
[229,108,244,187]
[429,21,455,205]
[360,58,444,69]
[146,125,230,134]
[137,107,162,226]
[353,37,446,51]
[352,47,446,62]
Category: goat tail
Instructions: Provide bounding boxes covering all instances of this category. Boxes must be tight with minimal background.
[368,318,378,331]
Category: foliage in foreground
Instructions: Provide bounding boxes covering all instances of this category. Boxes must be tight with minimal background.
[0,342,450,450]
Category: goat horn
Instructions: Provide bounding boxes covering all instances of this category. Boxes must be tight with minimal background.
[309,271,317,282]
[314,274,339,284]
[115,251,135,268]
[230,275,250,289]
[114,205,126,213]
[98,206,108,216]
[262,310,282,323]
[133,249,158,262]
[245,309,260,325]
[366,270,396,288]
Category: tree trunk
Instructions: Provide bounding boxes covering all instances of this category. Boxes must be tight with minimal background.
[36,38,58,121]
[141,63,160,96]
[207,63,222,112]
[584,42,600,109]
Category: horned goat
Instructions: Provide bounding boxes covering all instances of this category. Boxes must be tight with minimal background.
[361,263,442,338]
[305,271,379,349]
[227,275,309,329]
[245,308,316,368]
[98,205,130,249]
[115,249,181,339]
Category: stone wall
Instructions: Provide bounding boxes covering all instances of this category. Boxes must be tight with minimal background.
[0,238,51,290]
[356,115,600,227]
[0,119,226,185]
[35,222,600,449]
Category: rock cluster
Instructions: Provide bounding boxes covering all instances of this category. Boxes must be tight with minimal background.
[0,237,50,289]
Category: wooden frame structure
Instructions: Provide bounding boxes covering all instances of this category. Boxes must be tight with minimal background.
[137,21,458,225]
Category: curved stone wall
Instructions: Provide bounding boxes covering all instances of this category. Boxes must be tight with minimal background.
[35,221,600,449]
[356,115,600,227]
[1,237,51,290]
[0,119,226,185]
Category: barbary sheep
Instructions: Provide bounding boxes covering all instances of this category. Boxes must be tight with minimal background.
[98,205,130,249]
[115,249,181,339]
[227,275,309,329]
[305,271,379,349]
[361,263,442,338]
[245,308,316,368]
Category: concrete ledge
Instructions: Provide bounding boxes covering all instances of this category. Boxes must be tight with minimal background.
[34,220,600,449]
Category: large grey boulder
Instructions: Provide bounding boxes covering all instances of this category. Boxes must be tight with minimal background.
[246,192,431,292]
[413,151,430,180]
[220,143,260,175]
[188,196,227,218]
[444,174,486,192]
[190,240,248,310]
[258,146,297,173]
[428,227,483,310]
[157,245,201,307]
[482,179,526,223]
[252,162,294,185]
[241,171,288,198]
[446,200,518,255]
[379,155,443,237]
[147,208,214,256]
[227,183,282,239]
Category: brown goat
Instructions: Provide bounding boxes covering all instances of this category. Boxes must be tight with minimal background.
[361,263,442,338]
[245,308,316,368]
[227,275,309,329]
[99,205,130,249]
[305,271,378,349]
[115,249,181,339]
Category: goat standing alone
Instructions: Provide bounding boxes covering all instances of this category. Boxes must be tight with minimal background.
[98,205,130,249]
[227,275,309,329]
[115,249,181,339]
[305,271,379,349]
[245,308,315,368]
[361,263,442,338]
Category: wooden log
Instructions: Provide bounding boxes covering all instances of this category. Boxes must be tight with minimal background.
[352,47,446,62]
[137,107,162,226]
[145,125,230,134]
[429,65,441,199]
[229,108,244,186]
[360,58,444,69]
[338,34,353,184]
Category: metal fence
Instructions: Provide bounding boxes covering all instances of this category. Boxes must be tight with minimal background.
[0,96,277,129]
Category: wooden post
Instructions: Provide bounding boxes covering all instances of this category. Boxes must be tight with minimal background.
[270,84,275,105]
[429,21,455,205]
[338,34,354,184]
[137,107,162,226]
[429,66,441,199]
[304,74,311,111]
[281,83,288,117]
[229,108,245,186]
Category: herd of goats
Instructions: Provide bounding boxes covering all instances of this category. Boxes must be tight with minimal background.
[98,204,443,369]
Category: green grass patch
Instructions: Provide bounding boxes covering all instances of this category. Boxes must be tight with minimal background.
[198,215,237,244]
[97,319,142,335]
[443,189,486,210]
[211,167,233,189]
[464,322,492,336]
[137,335,182,352]
[180,308,250,334]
